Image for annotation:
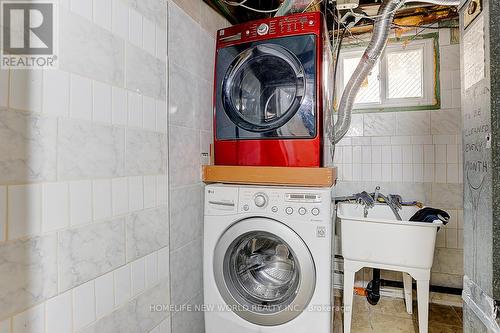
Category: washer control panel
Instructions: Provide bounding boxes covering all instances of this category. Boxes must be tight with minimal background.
[238,187,330,221]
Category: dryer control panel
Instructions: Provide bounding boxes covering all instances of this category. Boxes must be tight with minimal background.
[216,12,321,48]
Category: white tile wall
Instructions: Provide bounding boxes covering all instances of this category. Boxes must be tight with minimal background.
[129,9,143,48]
[128,176,144,211]
[145,251,159,287]
[112,87,128,126]
[0,187,6,241]
[112,178,129,216]
[43,70,70,116]
[71,0,92,20]
[143,18,156,55]
[9,70,43,112]
[114,264,131,306]
[42,182,69,232]
[12,303,45,333]
[128,91,143,127]
[0,1,221,332]
[70,180,93,226]
[144,175,157,209]
[70,74,93,120]
[45,291,72,333]
[8,184,42,240]
[95,272,114,318]
[93,179,112,220]
[73,281,96,330]
[93,0,112,31]
[131,257,146,295]
[143,96,157,131]
[93,81,112,124]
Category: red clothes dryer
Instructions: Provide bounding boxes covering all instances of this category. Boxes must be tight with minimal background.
[213,12,333,167]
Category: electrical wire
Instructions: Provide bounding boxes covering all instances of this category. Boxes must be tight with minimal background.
[222,0,283,13]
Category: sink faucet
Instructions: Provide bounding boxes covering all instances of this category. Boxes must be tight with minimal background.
[377,193,402,221]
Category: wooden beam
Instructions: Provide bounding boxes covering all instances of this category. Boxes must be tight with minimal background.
[202,165,337,187]
[338,7,458,36]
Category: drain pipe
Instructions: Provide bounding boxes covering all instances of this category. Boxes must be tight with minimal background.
[332,0,461,144]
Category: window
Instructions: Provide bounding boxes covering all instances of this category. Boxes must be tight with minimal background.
[337,37,437,110]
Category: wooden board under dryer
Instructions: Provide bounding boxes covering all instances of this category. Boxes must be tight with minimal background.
[202,165,337,187]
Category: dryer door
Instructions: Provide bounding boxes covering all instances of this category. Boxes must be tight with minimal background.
[221,44,306,133]
[213,217,316,326]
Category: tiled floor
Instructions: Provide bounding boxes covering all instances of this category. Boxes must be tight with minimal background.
[333,295,463,332]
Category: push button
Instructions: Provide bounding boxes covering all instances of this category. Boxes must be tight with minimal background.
[312,208,320,216]
[285,207,293,215]
[298,207,307,215]
[272,206,278,213]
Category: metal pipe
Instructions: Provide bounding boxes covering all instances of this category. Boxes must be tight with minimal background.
[332,0,460,144]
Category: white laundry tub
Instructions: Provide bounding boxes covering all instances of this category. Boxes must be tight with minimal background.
[337,203,442,270]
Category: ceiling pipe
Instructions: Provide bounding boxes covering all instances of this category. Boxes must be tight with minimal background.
[332,0,460,144]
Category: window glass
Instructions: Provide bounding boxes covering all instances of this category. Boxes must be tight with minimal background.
[387,48,424,99]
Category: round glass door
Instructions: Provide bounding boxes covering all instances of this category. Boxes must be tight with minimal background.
[221,44,306,133]
[214,218,316,326]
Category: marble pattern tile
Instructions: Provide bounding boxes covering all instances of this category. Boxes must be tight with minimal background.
[168,64,199,129]
[58,119,125,180]
[396,111,431,136]
[0,110,57,183]
[169,184,203,251]
[59,8,125,87]
[363,113,396,137]
[198,30,216,82]
[80,278,170,333]
[433,248,464,275]
[431,110,461,135]
[125,129,167,176]
[126,207,169,262]
[126,43,166,100]
[0,234,57,319]
[168,3,200,74]
[168,125,200,188]
[121,0,167,29]
[430,183,463,208]
[170,238,202,306]
[171,292,204,333]
[58,218,126,291]
[198,79,214,132]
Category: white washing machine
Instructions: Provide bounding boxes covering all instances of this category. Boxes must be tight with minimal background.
[203,184,334,333]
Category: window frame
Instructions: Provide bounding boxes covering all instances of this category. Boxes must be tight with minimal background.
[337,34,439,112]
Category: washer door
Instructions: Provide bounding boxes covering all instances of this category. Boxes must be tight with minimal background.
[214,217,316,326]
[221,44,306,133]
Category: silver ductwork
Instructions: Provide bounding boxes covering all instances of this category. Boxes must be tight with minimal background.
[333,0,461,144]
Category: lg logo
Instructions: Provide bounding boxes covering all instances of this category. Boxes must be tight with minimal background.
[3,2,53,54]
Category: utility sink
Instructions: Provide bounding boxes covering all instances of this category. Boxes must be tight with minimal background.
[337,202,443,333]
[337,203,442,270]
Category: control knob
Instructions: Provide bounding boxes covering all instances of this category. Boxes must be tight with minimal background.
[257,23,269,35]
[254,193,268,208]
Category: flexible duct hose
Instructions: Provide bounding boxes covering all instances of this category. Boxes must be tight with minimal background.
[332,0,460,144]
